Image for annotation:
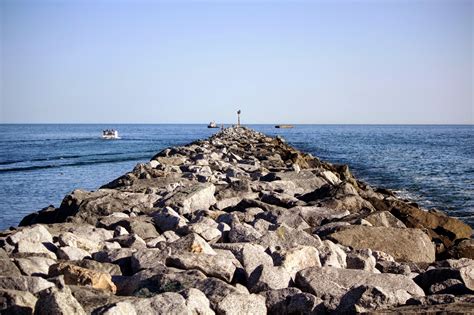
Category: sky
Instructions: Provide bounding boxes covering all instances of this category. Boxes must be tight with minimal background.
[0,0,472,124]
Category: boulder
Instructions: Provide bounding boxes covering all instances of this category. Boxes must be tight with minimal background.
[0,259,21,276]
[328,226,435,263]
[257,225,321,250]
[57,246,91,261]
[14,240,57,260]
[297,206,350,227]
[295,267,424,309]
[414,265,474,294]
[390,202,472,248]
[364,211,406,228]
[336,284,413,313]
[57,232,101,253]
[165,252,236,282]
[160,183,217,214]
[7,225,53,245]
[13,257,56,277]
[129,292,189,314]
[193,277,243,309]
[0,289,37,314]
[318,240,347,269]
[346,248,378,273]
[179,288,215,315]
[277,245,321,278]
[247,265,292,292]
[216,292,266,315]
[35,287,86,315]
[448,239,474,259]
[98,301,137,315]
[263,288,323,315]
[152,207,188,232]
[0,276,54,294]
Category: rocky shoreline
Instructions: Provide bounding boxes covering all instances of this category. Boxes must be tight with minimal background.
[1,126,473,314]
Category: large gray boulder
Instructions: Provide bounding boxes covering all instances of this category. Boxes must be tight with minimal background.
[328,226,436,263]
[129,292,190,314]
[165,252,236,282]
[160,183,217,214]
[216,292,266,315]
[0,276,54,294]
[35,287,87,315]
[295,267,424,310]
[257,225,321,250]
[7,225,53,245]
[263,288,323,315]
[0,289,37,314]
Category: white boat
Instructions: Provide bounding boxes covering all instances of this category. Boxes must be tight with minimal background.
[102,129,120,139]
[207,121,219,128]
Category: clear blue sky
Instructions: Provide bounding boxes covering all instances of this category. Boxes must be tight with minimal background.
[0,0,472,124]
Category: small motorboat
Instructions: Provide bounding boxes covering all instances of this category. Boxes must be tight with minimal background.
[207,121,219,128]
[275,125,294,129]
[102,129,120,139]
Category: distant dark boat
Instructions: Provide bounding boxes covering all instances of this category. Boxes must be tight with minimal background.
[275,125,294,129]
[207,121,219,128]
[102,129,120,139]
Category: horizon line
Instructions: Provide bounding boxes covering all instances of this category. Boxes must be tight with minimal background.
[1,122,473,126]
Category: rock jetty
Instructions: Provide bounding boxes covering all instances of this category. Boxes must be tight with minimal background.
[1,127,473,314]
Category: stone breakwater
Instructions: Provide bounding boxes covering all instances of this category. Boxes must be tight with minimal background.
[1,127,473,314]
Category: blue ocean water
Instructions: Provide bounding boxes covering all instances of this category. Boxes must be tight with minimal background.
[0,124,472,230]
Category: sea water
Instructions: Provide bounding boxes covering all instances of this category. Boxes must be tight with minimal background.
[0,124,472,229]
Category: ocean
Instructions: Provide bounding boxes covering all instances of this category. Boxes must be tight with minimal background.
[0,124,472,230]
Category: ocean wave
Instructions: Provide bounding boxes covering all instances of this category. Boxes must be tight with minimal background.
[0,150,157,166]
[0,155,151,173]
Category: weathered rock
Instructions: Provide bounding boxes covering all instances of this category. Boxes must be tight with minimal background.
[111,234,147,249]
[160,183,217,214]
[0,276,54,294]
[263,288,323,315]
[179,288,215,315]
[69,285,119,314]
[275,245,321,278]
[448,239,474,259]
[13,256,57,277]
[0,259,21,276]
[49,262,117,293]
[152,207,188,232]
[336,284,413,313]
[228,222,262,243]
[98,301,137,315]
[247,265,291,292]
[414,265,474,294]
[297,206,350,227]
[57,246,91,261]
[389,202,472,249]
[129,292,189,314]
[346,248,378,273]
[35,287,86,315]
[0,289,37,314]
[295,267,424,310]
[364,211,406,228]
[328,226,436,263]
[166,252,236,282]
[257,225,322,250]
[15,240,56,260]
[318,240,347,269]
[216,292,266,315]
[7,225,53,245]
[57,232,101,253]
[192,277,242,309]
